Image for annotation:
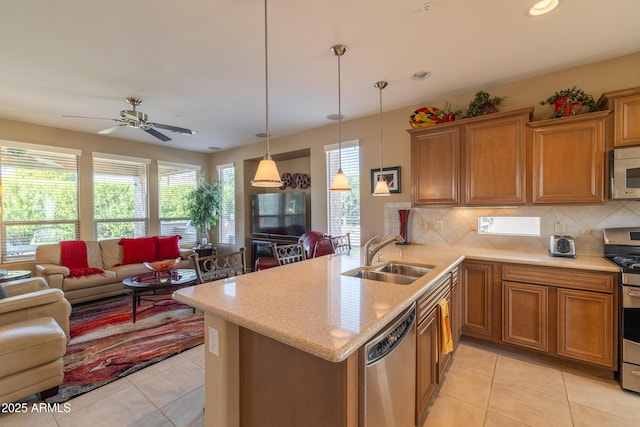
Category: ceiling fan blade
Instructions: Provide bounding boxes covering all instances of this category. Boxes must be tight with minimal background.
[150,122,197,135]
[63,115,118,121]
[144,127,172,142]
[98,125,125,135]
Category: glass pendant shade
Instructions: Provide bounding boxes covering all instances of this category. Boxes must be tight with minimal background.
[330,168,351,191]
[372,176,390,196]
[252,154,281,187]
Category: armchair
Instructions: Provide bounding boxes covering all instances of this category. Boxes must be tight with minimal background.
[0,277,71,404]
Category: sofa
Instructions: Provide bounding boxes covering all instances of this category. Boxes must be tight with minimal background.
[35,236,194,304]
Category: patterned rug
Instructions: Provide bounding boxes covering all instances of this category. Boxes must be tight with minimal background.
[46,292,204,403]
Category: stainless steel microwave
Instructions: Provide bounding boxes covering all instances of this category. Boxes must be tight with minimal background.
[612,146,640,199]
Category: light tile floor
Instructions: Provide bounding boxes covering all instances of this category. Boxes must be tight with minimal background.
[2,338,640,426]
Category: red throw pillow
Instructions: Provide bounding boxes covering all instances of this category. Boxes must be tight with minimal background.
[157,235,182,260]
[120,237,158,264]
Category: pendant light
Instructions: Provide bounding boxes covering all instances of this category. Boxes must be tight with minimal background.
[372,81,390,196]
[329,44,351,192]
[251,0,282,187]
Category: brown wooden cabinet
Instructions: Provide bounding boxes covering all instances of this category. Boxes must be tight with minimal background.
[416,308,437,426]
[528,111,610,204]
[461,261,495,338]
[598,87,640,147]
[502,281,549,352]
[557,288,614,368]
[409,108,532,206]
[451,266,462,347]
[501,263,617,369]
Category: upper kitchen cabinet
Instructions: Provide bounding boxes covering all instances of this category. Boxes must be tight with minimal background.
[598,87,640,147]
[528,110,611,204]
[409,108,533,206]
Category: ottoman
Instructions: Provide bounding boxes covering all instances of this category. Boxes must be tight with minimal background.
[0,317,67,404]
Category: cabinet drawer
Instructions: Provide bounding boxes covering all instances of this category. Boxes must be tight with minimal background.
[502,264,614,293]
[417,275,451,324]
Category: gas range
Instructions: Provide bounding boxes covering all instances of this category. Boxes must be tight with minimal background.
[604,227,640,286]
[603,227,640,393]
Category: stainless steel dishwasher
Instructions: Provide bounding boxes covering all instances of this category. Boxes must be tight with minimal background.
[364,302,416,427]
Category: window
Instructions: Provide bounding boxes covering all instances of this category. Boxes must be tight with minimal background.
[93,153,149,239]
[217,163,236,245]
[158,161,199,246]
[325,140,360,246]
[1,142,80,261]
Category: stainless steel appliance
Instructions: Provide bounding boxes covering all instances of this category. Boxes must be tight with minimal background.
[550,234,576,258]
[364,302,416,427]
[604,227,640,393]
[611,146,640,199]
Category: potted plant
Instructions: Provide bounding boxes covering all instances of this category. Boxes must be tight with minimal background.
[464,90,508,118]
[437,101,463,122]
[185,176,222,247]
[540,86,598,118]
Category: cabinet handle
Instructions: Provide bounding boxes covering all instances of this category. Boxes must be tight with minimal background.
[632,370,640,376]
[627,290,640,298]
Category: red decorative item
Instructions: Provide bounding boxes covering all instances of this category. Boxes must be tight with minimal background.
[398,209,410,243]
[553,96,583,117]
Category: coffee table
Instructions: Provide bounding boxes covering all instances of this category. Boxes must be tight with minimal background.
[0,270,31,283]
[122,268,197,323]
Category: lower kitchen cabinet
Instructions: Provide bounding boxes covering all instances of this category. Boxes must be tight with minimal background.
[461,261,495,338]
[502,281,549,352]
[416,308,437,425]
[557,288,614,368]
[451,267,462,346]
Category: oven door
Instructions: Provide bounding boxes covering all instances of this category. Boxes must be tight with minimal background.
[621,285,640,391]
[612,147,640,199]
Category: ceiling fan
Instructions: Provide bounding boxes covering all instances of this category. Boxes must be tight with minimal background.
[64,97,197,142]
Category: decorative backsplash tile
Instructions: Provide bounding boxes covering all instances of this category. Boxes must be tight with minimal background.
[383,201,640,256]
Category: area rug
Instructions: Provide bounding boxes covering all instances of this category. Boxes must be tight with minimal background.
[46,292,204,403]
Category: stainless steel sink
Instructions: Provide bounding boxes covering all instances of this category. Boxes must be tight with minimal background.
[342,261,434,285]
[372,262,434,277]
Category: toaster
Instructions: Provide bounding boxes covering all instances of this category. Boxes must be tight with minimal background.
[549,234,576,258]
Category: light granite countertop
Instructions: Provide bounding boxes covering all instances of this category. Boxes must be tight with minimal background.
[172,244,619,362]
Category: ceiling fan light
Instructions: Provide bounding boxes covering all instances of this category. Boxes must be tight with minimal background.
[372,175,391,196]
[252,154,282,187]
[330,168,351,191]
[529,0,559,16]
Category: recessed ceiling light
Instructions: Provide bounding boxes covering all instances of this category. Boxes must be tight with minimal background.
[326,114,344,121]
[255,133,271,138]
[412,71,431,81]
[529,0,559,16]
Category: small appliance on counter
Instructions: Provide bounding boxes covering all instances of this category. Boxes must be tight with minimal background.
[549,234,576,258]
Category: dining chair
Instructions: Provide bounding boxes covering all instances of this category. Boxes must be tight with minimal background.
[189,248,246,284]
[272,242,307,266]
[330,233,351,254]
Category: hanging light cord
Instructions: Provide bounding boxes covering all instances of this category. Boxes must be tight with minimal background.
[378,85,383,173]
[337,52,343,171]
[264,0,270,158]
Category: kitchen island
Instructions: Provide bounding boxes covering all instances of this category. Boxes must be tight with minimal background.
[173,244,618,426]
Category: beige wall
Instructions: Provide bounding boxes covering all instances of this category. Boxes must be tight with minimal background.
[211,51,640,247]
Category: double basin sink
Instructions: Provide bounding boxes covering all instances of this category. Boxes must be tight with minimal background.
[342,261,434,285]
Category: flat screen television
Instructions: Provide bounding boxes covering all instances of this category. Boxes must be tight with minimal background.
[251,192,309,238]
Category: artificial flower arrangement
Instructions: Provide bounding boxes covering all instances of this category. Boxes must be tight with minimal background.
[540,86,598,119]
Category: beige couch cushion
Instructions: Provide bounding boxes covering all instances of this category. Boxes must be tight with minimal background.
[35,243,60,265]
[100,238,124,270]
[86,241,104,269]
[61,270,118,292]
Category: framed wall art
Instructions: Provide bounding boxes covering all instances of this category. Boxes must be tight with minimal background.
[370,166,401,194]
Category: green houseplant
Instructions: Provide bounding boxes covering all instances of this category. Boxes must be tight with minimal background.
[185,176,222,244]
[464,90,508,118]
[437,101,463,122]
[540,86,598,118]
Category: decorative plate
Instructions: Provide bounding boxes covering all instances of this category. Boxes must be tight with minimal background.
[410,107,441,128]
[143,258,180,273]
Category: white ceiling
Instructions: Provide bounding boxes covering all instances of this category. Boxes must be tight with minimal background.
[1,0,639,153]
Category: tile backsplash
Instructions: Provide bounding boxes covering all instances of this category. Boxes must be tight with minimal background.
[384,201,640,256]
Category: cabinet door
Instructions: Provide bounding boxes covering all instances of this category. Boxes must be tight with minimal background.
[461,262,494,337]
[530,113,607,203]
[451,269,462,346]
[557,289,614,368]
[411,126,461,205]
[464,112,527,205]
[502,281,548,352]
[614,94,640,147]
[416,309,438,425]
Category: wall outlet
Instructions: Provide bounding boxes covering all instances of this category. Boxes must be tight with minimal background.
[431,220,443,230]
[554,221,566,234]
[208,326,219,356]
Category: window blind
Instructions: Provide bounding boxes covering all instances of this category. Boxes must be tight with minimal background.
[325,140,360,246]
[158,162,199,245]
[217,163,236,245]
